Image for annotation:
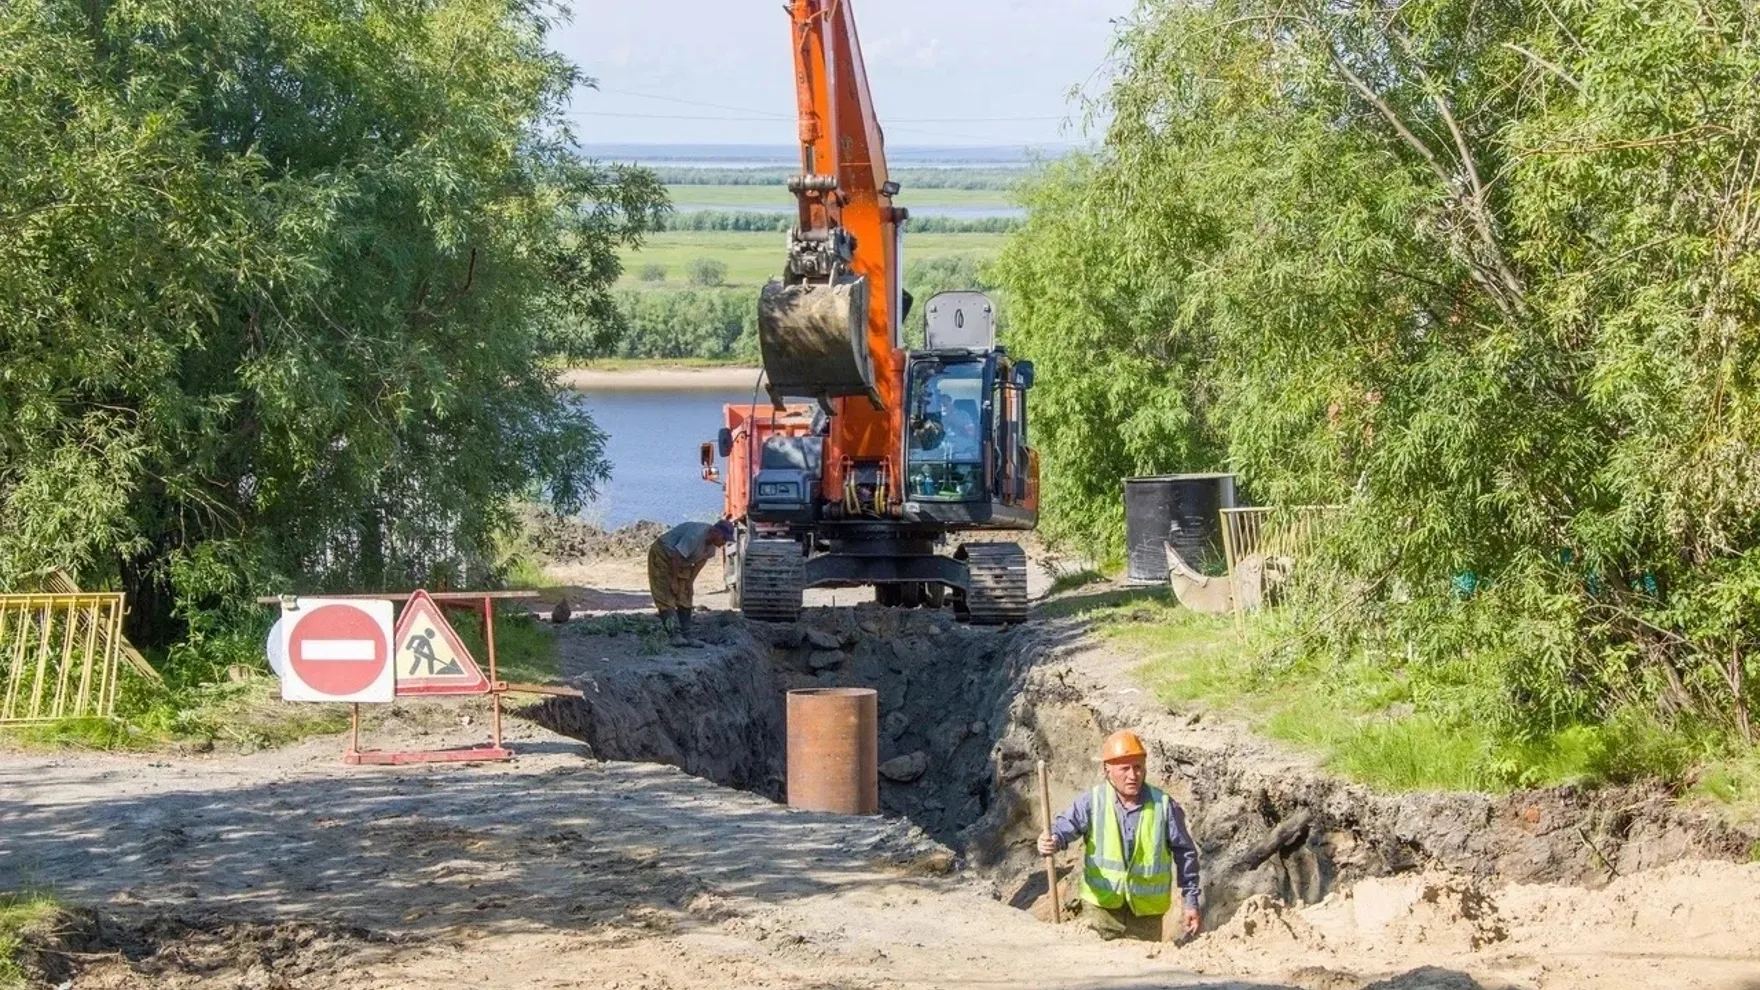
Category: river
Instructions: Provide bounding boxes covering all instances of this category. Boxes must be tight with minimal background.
[572,382,768,529]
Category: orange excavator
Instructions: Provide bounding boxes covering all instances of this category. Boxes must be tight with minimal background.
[698,0,1040,624]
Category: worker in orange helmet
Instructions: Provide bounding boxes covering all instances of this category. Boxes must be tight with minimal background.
[1037,730,1203,941]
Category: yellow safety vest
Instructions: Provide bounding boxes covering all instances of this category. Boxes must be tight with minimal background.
[1079,783,1174,916]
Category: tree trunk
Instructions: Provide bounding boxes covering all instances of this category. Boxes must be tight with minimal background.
[1732,643,1753,747]
[120,545,183,649]
[358,505,386,590]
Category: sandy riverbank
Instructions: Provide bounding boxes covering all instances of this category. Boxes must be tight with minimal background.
[560,365,761,391]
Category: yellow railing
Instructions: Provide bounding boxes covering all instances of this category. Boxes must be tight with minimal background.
[46,571,159,681]
[0,593,127,723]
[1220,506,1338,571]
[1219,505,1341,623]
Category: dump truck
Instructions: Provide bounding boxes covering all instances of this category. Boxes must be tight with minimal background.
[698,0,1039,624]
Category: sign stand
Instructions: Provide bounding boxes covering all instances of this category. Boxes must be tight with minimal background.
[346,593,512,765]
[262,591,581,767]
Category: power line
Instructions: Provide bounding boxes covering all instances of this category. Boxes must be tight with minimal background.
[566,110,1065,135]
[897,115,1065,122]
[569,111,789,121]
[591,86,792,119]
[569,96,1067,124]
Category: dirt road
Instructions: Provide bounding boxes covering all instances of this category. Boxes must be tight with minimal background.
[6,716,1758,990]
[3,721,1250,990]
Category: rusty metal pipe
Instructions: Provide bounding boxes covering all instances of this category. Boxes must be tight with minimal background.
[786,687,878,814]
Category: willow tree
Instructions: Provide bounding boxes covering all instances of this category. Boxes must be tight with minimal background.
[0,0,664,645]
[998,0,1760,742]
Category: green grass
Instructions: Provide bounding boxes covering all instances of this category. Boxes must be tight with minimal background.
[1692,751,1760,826]
[0,891,60,989]
[666,184,1014,211]
[1095,598,1708,794]
[450,609,559,684]
[7,716,151,751]
[503,554,562,591]
[620,231,1007,288]
[1046,567,1108,596]
[1034,585,1165,621]
[568,613,669,656]
[185,679,356,750]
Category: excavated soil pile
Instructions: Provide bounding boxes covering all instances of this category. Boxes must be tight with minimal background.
[529,605,1758,930]
[523,510,668,562]
[11,909,399,989]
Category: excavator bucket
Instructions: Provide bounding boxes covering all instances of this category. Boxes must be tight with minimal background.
[758,276,877,409]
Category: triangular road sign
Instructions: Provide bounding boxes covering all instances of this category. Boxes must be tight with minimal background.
[392,591,490,696]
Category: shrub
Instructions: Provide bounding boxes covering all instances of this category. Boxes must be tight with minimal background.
[686,258,729,287]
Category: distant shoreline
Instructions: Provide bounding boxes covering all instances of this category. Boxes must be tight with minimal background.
[560,365,762,391]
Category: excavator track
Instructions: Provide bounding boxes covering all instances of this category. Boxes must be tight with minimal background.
[957,542,1029,625]
[739,538,806,623]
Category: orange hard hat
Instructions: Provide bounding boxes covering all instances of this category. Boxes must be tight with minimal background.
[1100,730,1147,763]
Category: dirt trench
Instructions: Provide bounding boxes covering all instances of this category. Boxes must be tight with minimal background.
[530,606,1018,845]
[528,605,1757,927]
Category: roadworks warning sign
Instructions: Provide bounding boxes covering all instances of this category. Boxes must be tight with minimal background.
[392,590,491,696]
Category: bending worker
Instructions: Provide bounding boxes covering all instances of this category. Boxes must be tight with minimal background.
[647,519,734,648]
[1037,730,1203,941]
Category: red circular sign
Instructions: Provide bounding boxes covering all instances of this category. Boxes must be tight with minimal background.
[288,604,388,697]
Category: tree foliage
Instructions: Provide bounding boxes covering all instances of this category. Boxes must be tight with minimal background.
[686,257,730,287]
[609,288,757,361]
[0,0,664,643]
[902,255,1002,348]
[996,0,1760,741]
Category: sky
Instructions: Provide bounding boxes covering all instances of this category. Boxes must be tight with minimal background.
[555,1,1137,148]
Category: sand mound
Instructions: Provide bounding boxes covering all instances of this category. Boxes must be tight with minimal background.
[1496,859,1760,949]
[1304,873,1508,954]
[1174,859,1760,988]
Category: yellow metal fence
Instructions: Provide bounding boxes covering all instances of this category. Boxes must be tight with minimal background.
[0,593,127,723]
[1219,506,1341,623]
[1219,506,1338,573]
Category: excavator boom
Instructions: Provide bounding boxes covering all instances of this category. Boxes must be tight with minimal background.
[702,0,1040,625]
[757,0,905,467]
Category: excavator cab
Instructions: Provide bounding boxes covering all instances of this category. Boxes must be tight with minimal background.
[905,361,985,502]
[901,296,1037,526]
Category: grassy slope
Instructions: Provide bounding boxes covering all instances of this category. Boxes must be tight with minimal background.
[620,231,1006,288]
[667,184,1014,210]
[1048,591,1760,813]
[0,892,58,989]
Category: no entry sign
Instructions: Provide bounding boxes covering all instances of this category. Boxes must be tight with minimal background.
[278,599,395,703]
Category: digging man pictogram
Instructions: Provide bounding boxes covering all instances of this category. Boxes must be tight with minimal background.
[404,627,463,677]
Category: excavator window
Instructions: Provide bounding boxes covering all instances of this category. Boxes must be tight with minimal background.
[905,360,984,501]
